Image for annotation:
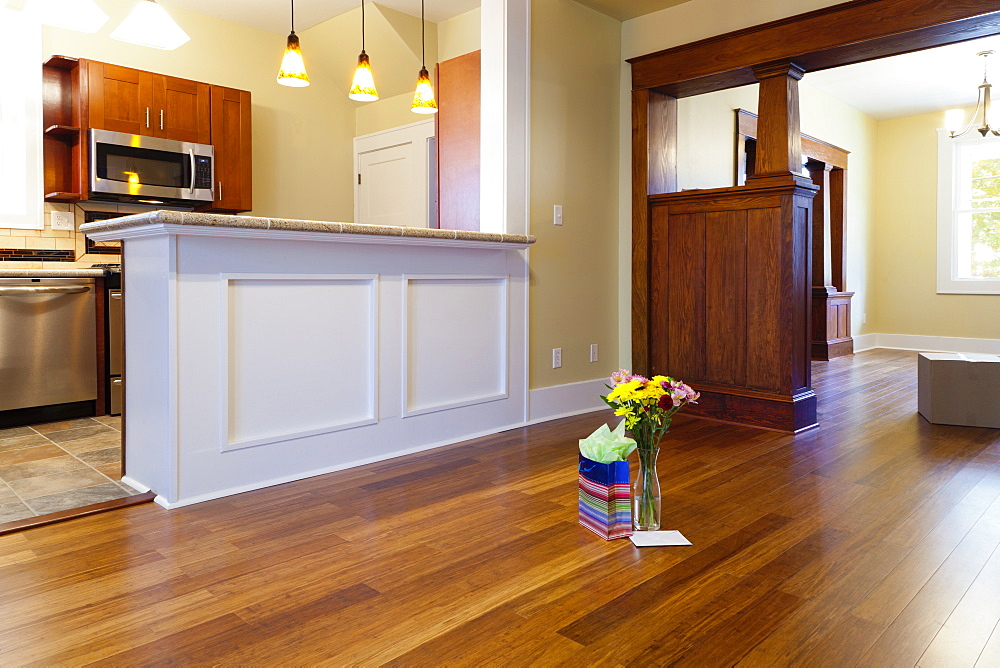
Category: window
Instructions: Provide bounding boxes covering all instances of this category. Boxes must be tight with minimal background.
[937,130,1000,294]
[0,9,43,230]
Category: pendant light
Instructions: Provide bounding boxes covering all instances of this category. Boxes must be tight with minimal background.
[277,0,310,87]
[110,0,190,50]
[946,50,1000,138]
[348,1,378,101]
[24,0,109,33]
[410,0,437,114]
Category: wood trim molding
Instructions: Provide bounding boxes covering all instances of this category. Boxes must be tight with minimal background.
[736,109,849,169]
[632,89,679,372]
[628,0,1000,96]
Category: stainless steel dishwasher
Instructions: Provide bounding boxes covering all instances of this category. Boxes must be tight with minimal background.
[0,278,98,420]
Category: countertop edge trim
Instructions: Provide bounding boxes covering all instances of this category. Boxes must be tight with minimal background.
[85,223,534,250]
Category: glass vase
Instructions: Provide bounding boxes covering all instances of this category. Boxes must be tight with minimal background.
[633,446,661,531]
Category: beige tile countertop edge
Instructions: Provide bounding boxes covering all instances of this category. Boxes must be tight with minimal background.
[79,211,537,246]
[0,268,108,278]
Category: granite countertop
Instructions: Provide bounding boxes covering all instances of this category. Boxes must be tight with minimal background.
[80,210,537,245]
[0,268,108,278]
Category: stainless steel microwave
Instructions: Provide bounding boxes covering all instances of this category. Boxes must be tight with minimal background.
[89,129,214,205]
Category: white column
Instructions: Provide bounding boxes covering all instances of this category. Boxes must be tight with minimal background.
[480,0,530,236]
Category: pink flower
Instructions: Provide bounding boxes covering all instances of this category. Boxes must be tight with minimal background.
[610,369,631,385]
[681,383,700,403]
[629,374,649,384]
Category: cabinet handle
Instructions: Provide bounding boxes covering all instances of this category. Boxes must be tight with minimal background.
[159,109,164,130]
[188,150,196,194]
[218,181,223,202]
[145,107,150,128]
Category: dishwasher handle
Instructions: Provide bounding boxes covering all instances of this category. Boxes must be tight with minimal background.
[0,286,91,296]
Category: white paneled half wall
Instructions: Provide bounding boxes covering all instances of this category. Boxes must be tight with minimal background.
[93,223,531,509]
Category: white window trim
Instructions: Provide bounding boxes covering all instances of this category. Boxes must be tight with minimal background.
[0,9,43,231]
[937,128,1000,294]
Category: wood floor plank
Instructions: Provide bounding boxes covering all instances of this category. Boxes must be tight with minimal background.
[0,349,996,665]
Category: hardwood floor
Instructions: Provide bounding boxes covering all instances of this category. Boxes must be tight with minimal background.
[0,349,997,665]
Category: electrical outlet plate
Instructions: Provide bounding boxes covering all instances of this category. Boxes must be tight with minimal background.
[590,344,598,363]
[50,211,75,231]
[552,347,562,369]
[553,205,563,226]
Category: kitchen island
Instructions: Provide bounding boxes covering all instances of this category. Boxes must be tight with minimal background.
[82,211,534,508]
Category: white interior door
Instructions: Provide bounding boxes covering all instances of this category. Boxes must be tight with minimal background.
[354,120,435,228]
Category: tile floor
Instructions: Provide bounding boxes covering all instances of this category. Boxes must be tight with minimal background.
[0,416,137,524]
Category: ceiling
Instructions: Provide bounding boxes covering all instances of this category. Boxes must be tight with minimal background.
[806,36,1000,121]
[155,0,697,34]
[571,0,692,21]
[158,0,481,34]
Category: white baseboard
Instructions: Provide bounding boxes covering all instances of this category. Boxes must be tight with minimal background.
[852,333,878,352]
[120,476,151,493]
[527,377,610,424]
[854,333,1000,355]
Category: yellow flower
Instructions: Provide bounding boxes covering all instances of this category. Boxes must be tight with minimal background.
[607,380,643,403]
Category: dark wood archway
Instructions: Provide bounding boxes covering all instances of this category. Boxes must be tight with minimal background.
[629,0,1000,432]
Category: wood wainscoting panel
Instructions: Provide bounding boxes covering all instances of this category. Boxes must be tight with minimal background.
[648,181,817,433]
[745,205,783,393]
[665,212,706,382]
[704,210,747,387]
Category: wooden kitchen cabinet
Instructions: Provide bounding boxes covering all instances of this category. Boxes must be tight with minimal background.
[87,62,153,136]
[152,75,211,144]
[200,86,252,212]
[88,62,210,143]
[43,56,251,211]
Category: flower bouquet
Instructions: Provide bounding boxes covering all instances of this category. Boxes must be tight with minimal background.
[602,370,699,531]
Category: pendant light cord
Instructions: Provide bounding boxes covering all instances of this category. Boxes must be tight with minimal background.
[361,0,365,52]
[420,0,425,67]
[290,0,295,33]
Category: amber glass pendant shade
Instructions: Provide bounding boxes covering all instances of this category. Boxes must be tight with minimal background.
[411,67,438,114]
[349,52,378,101]
[277,31,310,87]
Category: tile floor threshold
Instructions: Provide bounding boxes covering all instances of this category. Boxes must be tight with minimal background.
[0,491,156,536]
[0,416,142,527]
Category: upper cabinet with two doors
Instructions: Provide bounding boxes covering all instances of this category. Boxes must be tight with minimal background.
[88,62,211,144]
[43,56,252,212]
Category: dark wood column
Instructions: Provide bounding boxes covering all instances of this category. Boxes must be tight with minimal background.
[808,160,853,360]
[632,89,677,373]
[829,167,847,291]
[747,62,807,185]
[808,161,834,289]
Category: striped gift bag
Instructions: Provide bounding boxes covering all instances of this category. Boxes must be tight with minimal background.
[578,454,633,540]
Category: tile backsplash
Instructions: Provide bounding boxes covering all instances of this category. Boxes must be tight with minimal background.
[0,202,125,266]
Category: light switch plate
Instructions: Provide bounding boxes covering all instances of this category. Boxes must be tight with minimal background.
[553,205,563,226]
[50,211,75,231]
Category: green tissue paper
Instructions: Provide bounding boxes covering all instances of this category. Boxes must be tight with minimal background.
[579,421,637,463]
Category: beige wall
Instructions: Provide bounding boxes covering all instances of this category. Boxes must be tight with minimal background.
[355,92,418,137]
[438,8,481,63]
[529,0,621,388]
[873,108,1000,339]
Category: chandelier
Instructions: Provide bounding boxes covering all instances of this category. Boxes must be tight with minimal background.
[946,50,999,138]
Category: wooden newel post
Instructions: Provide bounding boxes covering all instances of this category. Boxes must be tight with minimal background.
[748,62,807,183]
